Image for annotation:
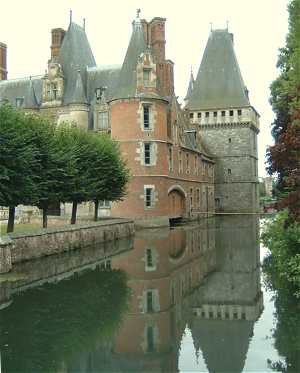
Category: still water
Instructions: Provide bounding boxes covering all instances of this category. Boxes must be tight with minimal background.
[0,216,299,372]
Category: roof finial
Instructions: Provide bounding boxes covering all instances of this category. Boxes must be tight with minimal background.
[210,22,213,32]
[226,20,229,31]
[136,8,141,19]
[69,9,73,24]
[83,18,86,30]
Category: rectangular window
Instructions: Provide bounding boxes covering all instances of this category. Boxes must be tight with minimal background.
[147,326,154,352]
[168,145,173,171]
[194,155,197,174]
[147,290,153,312]
[228,168,232,175]
[99,200,111,208]
[143,105,150,129]
[143,69,151,86]
[15,97,24,108]
[146,248,153,267]
[205,111,209,118]
[221,110,226,117]
[213,111,217,117]
[186,153,189,171]
[179,151,182,173]
[144,143,151,165]
[238,109,242,116]
[229,110,234,116]
[145,187,153,207]
[98,111,109,130]
[197,112,201,118]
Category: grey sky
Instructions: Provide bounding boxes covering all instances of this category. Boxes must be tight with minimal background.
[0,0,289,177]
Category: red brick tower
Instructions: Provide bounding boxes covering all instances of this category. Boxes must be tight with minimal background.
[0,42,7,80]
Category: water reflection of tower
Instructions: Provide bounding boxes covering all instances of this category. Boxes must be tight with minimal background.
[189,216,263,373]
[111,220,216,372]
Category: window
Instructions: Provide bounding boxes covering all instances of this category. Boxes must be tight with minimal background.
[144,143,151,165]
[197,189,200,207]
[46,82,58,101]
[147,290,153,312]
[179,151,182,173]
[221,110,226,117]
[145,187,154,208]
[228,168,232,175]
[194,155,197,174]
[146,248,153,267]
[186,153,189,171]
[98,111,109,130]
[197,112,201,118]
[238,109,242,116]
[229,110,234,116]
[213,111,217,117]
[99,200,111,208]
[143,69,151,86]
[143,105,150,129]
[168,145,173,171]
[15,97,24,108]
[189,112,194,119]
[205,111,209,118]
[228,138,232,143]
[147,326,154,352]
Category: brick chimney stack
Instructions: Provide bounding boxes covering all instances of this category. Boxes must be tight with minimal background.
[149,17,166,62]
[51,28,65,60]
[0,42,7,80]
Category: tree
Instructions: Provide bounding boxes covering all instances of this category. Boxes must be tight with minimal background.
[267,0,300,223]
[86,134,130,221]
[0,105,40,232]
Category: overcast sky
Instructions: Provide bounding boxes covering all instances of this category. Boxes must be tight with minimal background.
[0,0,289,177]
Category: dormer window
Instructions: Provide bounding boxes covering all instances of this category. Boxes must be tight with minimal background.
[15,97,24,108]
[46,82,58,100]
[143,69,151,86]
[97,111,109,130]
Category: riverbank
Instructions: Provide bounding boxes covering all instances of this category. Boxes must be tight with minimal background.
[0,219,134,273]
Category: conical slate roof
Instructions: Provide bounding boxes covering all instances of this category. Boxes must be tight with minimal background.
[23,78,39,108]
[184,69,194,101]
[69,70,87,104]
[187,29,250,110]
[58,22,96,104]
[113,18,146,99]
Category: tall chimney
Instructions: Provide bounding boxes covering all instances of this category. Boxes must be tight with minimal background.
[50,28,65,60]
[0,42,7,80]
[149,17,166,62]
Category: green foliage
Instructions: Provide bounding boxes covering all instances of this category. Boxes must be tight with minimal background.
[0,105,40,207]
[262,210,300,298]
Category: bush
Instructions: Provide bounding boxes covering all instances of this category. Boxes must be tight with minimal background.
[261,210,300,298]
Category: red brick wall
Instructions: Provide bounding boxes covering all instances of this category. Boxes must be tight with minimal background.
[0,42,7,80]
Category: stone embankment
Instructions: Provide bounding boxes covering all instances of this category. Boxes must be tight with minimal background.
[0,219,134,273]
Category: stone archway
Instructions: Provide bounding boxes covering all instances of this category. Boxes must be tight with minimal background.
[168,186,186,218]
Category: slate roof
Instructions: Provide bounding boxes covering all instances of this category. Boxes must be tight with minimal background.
[87,65,121,102]
[58,22,96,105]
[184,69,194,101]
[113,19,147,99]
[68,69,87,104]
[0,76,43,108]
[187,29,250,110]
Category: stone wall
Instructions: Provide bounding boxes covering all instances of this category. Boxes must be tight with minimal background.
[0,219,134,271]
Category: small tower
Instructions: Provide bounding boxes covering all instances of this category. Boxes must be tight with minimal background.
[184,67,194,106]
[186,29,260,213]
[0,42,7,80]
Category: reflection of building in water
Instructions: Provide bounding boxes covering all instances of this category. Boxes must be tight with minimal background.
[109,221,216,372]
[189,216,263,373]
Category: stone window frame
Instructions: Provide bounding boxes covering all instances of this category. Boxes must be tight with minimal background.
[178,150,183,174]
[141,102,154,131]
[141,141,157,166]
[144,184,156,209]
[143,68,152,87]
[168,144,173,171]
[15,97,24,108]
[97,110,109,131]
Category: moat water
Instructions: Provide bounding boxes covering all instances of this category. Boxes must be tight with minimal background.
[0,216,299,372]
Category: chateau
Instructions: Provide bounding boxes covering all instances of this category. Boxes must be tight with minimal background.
[0,12,259,226]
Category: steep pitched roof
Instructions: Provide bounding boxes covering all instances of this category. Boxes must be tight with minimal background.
[0,76,43,108]
[87,65,121,102]
[113,18,146,99]
[58,22,96,104]
[68,70,87,104]
[187,29,250,110]
[184,69,194,101]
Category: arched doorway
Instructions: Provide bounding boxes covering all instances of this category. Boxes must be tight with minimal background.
[168,186,186,218]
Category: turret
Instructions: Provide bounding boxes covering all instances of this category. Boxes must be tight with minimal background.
[0,42,7,80]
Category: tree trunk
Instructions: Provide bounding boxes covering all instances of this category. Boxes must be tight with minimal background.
[94,200,99,222]
[42,207,48,229]
[7,206,15,233]
[71,202,78,225]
